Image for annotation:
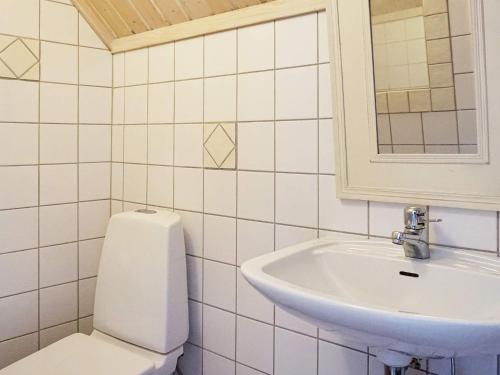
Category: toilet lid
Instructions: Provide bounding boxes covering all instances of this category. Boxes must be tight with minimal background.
[0,333,155,375]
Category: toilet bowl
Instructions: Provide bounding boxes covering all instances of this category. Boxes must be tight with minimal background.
[0,210,189,375]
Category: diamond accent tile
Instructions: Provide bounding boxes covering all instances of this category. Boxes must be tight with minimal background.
[0,35,39,80]
[204,123,236,169]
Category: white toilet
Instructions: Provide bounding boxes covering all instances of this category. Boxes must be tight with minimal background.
[1,209,189,375]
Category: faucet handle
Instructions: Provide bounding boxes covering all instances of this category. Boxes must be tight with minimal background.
[404,206,426,230]
[429,218,442,223]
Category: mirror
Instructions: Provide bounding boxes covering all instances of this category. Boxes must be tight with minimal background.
[326,0,500,210]
[370,0,478,155]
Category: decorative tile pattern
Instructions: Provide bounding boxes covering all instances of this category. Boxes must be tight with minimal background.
[0,34,39,80]
[204,123,236,169]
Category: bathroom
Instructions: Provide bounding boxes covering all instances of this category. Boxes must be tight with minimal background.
[0,0,499,374]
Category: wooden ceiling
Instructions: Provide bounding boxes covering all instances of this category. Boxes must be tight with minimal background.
[72,0,275,47]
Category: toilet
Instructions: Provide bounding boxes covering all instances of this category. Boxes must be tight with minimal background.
[0,209,189,375]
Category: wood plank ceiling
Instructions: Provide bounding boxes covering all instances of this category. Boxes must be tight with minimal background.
[72,0,274,48]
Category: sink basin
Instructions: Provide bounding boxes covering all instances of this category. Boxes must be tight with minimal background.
[241,239,500,367]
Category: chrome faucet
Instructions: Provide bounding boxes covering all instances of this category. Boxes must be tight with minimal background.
[392,206,441,259]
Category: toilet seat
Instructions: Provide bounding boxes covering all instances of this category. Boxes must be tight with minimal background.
[0,332,181,375]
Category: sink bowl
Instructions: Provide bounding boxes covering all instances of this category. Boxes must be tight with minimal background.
[241,239,500,367]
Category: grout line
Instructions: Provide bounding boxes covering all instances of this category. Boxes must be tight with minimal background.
[76,12,81,333]
[37,0,41,349]
[234,26,239,375]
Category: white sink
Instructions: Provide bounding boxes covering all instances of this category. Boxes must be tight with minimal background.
[241,239,500,367]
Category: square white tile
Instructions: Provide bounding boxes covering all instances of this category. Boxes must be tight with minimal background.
[40,243,77,288]
[276,13,318,68]
[275,224,317,250]
[0,0,39,39]
[79,86,112,124]
[175,79,204,123]
[40,83,77,124]
[238,22,274,73]
[175,37,203,80]
[124,125,148,164]
[0,208,38,254]
[174,167,203,211]
[204,75,237,122]
[147,165,173,208]
[78,238,103,278]
[237,171,274,222]
[40,0,77,44]
[123,164,147,203]
[0,80,38,123]
[79,125,111,162]
[78,200,109,240]
[276,173,318,227]
[276,66,317,120]
[174,123,203,167]
[124,85,148,124]
[276,120,317,173]
[113,53,125,87]
[186,255,202,301]
[318,340,368,375]
[79,14,106,49]
[111,126,124,162]
[0,123,38,165]
[204,169,236,216]
[0,249,38,297]
[187,300,202,346]
[203,305,236,359]
[79,47,112,86]
[40,42,78,84]
[203,260,236,311]
[148,125,174,165]
[40,282,77,328]
[148,43,174,83]
[319,119,335,174]
[204,214,236,264]
[40,164,77,205]
[79,163,110,201]
[238,71,274,121]
[148,82,174,124]
[319,175,368,233]
[274,328,318,375]
[78,277,96,317]
[0,292,38,341]
[205,30,237,76]
[275,306,317,336]
[177,210,203,257]
[237,219,274,265]
[429,206,497,251]
[236,316,274,373]
[203,350,235,375]
[237,122,274,171]
[124,49,148,86]
[0,166,38,210]
[39,204,77,246]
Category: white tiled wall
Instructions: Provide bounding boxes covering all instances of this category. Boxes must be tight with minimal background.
[2,3,499,375]
[110,11,500,375]
[0,0,111,369]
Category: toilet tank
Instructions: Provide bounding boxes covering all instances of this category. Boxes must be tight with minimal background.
[93,210,188,354]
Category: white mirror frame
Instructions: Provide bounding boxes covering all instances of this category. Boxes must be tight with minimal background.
[326,0,500,211]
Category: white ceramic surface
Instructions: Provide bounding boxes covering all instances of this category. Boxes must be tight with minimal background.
[241,239,500,367]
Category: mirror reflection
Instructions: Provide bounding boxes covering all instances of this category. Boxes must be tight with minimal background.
[370,0,478,154]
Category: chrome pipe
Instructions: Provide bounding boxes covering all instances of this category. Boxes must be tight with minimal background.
[385,365,406,375]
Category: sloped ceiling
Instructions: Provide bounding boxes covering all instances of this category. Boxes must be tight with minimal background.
[72,0,274,48]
